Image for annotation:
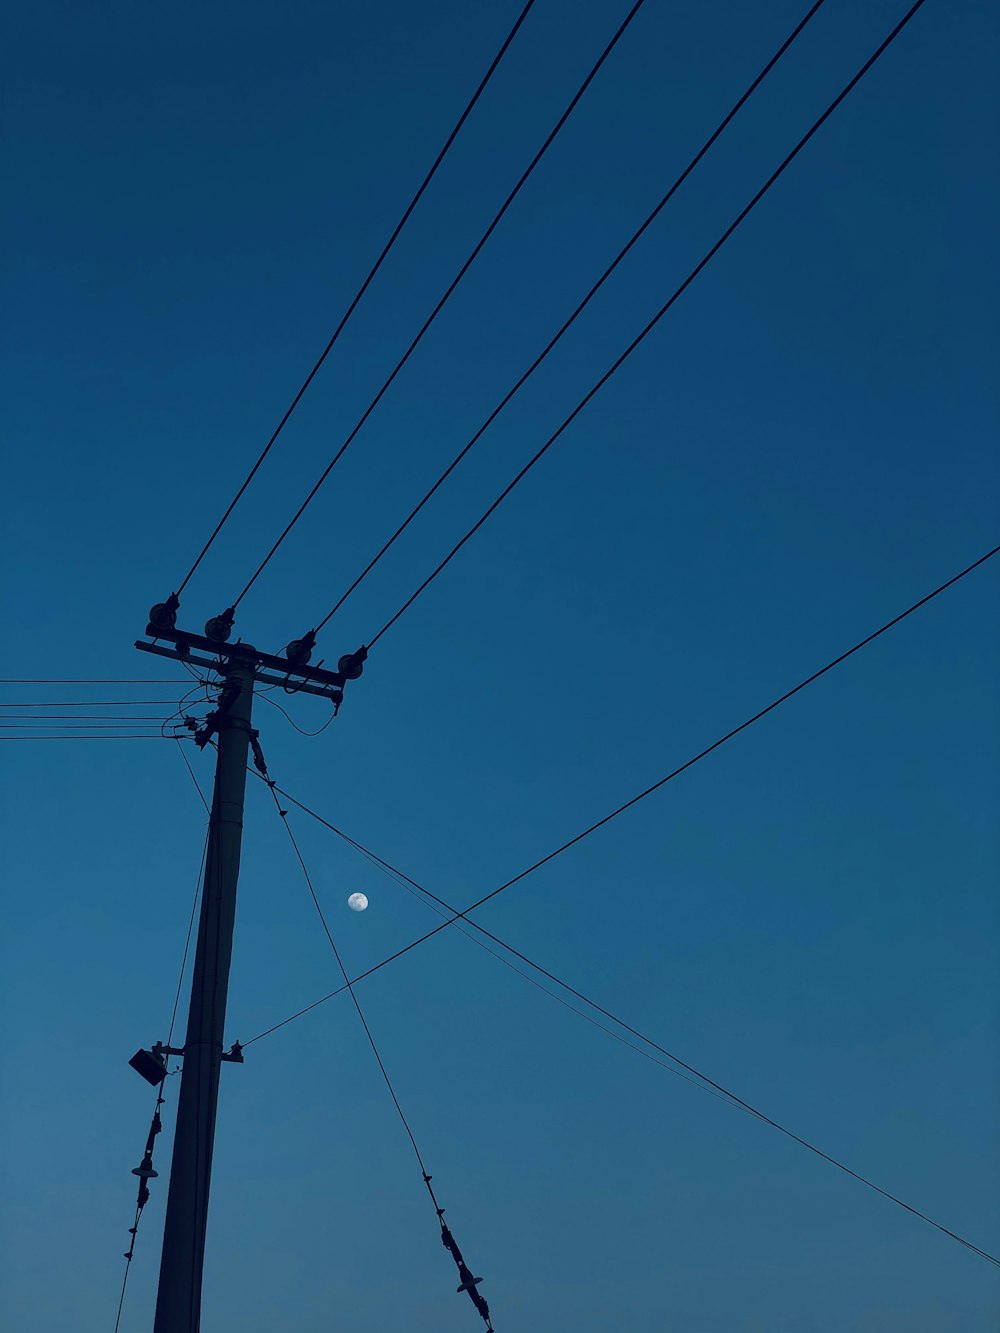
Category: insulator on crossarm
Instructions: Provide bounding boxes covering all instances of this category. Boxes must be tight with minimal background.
[284,629,316,666]
[338,644,368,680]
[205,607,235,643]
[148,592,180,632]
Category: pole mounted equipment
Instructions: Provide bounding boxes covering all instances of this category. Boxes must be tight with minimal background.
[283,628,316,666]
[203,607,236,644]
[131,608,363,1333]
[136,617,356,705]
[338,645,367,680]
[149,593,181,633]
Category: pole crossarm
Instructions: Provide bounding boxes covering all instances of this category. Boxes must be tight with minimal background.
[135,622,357,702]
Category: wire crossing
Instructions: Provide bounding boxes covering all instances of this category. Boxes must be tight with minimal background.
[173,0,539,599]
[306,0,831,636]
[365,0,930,649]
[250,779,1000,1270]
[245,541,999,1039]
[230,0,650,612]
[260,756,497,1329]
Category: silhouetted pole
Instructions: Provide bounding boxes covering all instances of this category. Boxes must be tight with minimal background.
[153,657,255,1332]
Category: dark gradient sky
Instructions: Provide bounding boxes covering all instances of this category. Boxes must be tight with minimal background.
[1,2,998,1330]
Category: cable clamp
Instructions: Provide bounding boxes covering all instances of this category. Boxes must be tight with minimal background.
[249,729,269,778]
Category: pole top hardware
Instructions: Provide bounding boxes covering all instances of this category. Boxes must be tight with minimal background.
[338,645,367,680]
[284,628,316,666]
[129,1047,168,1086]
[135,619,353,704]
[204,606,236,644]
[148,592,180,632]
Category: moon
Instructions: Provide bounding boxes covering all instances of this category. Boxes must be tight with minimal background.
[347,892,369,913]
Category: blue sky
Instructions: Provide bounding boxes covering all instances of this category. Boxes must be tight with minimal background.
[1,1,998,1329]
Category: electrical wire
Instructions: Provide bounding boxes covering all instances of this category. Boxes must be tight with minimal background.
[264,780,760,1115]
[263,776,497,1328]
[230,0,650,610]
[112,759,213,1333]
[0,734,191,742]
[0,722,175,729]
[0,678,190,684]
[255,690,338,736]
[0,699,190,707]
[367,0,930,648]
[166,832,211,1048]
[174,0,538,598]
[113,1205,142,1327]
[309,0,830,634]
[251,779,1000,1269]
[175,736,212,816]
[0,714,180,721]
[266,783,431,1170]
[159,679,218,739]
[245,541,999,1043]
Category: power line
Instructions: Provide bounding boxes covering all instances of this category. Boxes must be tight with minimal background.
[0,678,190,684]
[256,690,337,737]
[0,722,175,729]
[245,541,999,1043]
[266,784,431,1172]
[250,779,1000,1268]
[0,700,191,707]
[262,781,768,1115]
[175,736,212,816]
[167,834,211,1049]
[367,0,929,649]
[309,0,830,635]
[0,715,176,722]
[263,773,497,1329]
[173,0,539,599]
[230,0,650,612]
[113,764,213,1333]
[0,734,190,742]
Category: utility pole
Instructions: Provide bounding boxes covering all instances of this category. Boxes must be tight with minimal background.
[153,651,254,1331]
[128,604,364,1331]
